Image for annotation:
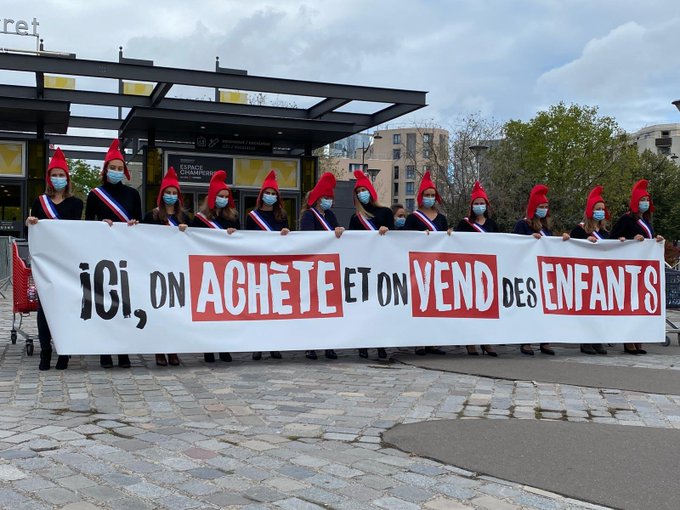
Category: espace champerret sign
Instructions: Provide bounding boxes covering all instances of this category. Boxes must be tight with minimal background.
[0,16,40,37]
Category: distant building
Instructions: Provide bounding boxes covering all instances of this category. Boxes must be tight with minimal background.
[631,123,680,158]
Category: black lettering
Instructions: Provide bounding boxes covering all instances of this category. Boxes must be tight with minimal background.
[393,273,408,305]
[150,271,167,309]
[94,260,119,320]
[119,260,131,318]
[514,278,526,308]
[502,277,514,308]
[377,272,391,307]
[526,278,537,308]
[357,267,371,302]
[79,262,92,320]
[344,267,357,303]
[168,272,185,308]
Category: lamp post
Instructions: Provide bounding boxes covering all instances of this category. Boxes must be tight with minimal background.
[366,168,381,182]
[469,143,489,180]
[361,132,383,168]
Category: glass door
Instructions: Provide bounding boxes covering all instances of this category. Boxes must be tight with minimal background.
[0,181,24,238]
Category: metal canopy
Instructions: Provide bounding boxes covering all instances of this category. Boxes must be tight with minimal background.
[0,51,427,158]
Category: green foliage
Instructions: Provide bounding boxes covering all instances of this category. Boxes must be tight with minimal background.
[68,159,101,201]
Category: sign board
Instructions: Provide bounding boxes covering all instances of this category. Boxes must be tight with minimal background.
[0,141,25,177]
[165,152,233,184]
[194,135,272,154]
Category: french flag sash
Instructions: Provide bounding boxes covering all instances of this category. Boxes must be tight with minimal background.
[248,210,273,231]
[464,217,486,233]
[38,195,59,220]
[539,229,550,237]
[310,208,333,231]
[413,210,438,231]
[637,218,653,239]
[166,215,179,227]
[195,212,223,229]
[92,187,131,222]
[579,222,605,240]
[357,213,377,231]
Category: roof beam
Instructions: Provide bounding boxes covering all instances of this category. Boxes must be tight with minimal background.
[69,116,121,130]
[371,103,426,127]
[149,82,173,107]
[307,98,350,119]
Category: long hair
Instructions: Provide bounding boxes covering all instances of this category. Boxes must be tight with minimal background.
[581,215,608,234]
[200,199,237,222]
[299,192,313,224]
[354,196,383,219]
[527,216,551,232]
[257,196,287,222]
[631,210,652,223]
[154,202,188,223]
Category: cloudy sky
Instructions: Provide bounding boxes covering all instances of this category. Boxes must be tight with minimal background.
[5,0,680,132]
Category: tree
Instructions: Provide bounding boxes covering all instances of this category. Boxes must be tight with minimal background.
[69,159,101,201]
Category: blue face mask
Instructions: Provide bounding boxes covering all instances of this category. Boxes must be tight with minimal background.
[535,207,548,219]
[422,197,436,208]
[262,194,277,206]
[639,200,650,213]
[472,204,486,216]
[395,217,406,228]
[163,193,178,206]
[107,170,125,184]
[357,190,371,204]
[593,210,606,221]
[319,198,333,210]
[50,176,68,190]
[215,196,229,208]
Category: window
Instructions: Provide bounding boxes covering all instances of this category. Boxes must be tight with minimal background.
[406,182,415,195]
[392,148,401,160]
[662,130,670,136]
[406,199,415,211]
[423,149,430,158]
[406,133,416,158]
[393,166,400,179]
[393,133,401,145]
[406,165,415,179]
[393,182,399,194]
[423,133,431,143]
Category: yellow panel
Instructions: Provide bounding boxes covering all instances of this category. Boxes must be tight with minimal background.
[0,142,23,176]
[219,90,248,104]
[123,81,153,96]
[234,159,298,189]
[44,75,75,90]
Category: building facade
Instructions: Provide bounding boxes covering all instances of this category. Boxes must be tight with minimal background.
[632,123,680,158]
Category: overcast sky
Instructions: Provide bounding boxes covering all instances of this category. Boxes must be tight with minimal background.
[5,0,680,133]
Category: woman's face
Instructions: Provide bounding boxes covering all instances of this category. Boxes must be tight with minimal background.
[422,188,436,200]
[394,207,406,219]
[49,168,67,179]
[593,201,605,212]
[217,190,230,200]
[164,186,179,197]
[355,186,368,195]
[262,187,277,198]
[472,198,486,207]
[107,159,125,172]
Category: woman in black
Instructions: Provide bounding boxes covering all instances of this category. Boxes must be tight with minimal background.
[513,184,569,356]
[246,170,289,361]
[85,139,141,369]
[348,170,393,359]
[405,171,447,356]
[142,167,189,367]
[299,172,344,360]
[454,181,499,357]
[191,170,238,363]
[26,148,83,371]
[610,179,664,355]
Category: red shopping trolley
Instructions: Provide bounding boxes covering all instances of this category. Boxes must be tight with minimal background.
[11,240,37,355]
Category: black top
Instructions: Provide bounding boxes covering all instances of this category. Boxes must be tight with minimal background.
[404,211,448,231]
[245,209,289,231]
[570,223,610,240]
[191,213,240,230]
[300,208,339,231]
[142,208,191,226]
[610,213,654,239]
[85,182,142,222]
[513,218,552,236]
[31,195,83,221]
[455,217,499,233]
[349,204,395,230]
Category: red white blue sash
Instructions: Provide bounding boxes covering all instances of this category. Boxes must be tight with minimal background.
[248,210,273,231]
[166,215,179,227]
[464,217,486,233]
[579,222,604,240]
[357,213,377,231]
[92,187,131,222]
[38,194,59,220]
[413,210,438,231]
[637,218,653,239]
[310,208,333,231]
[539,229,550,237]
[195,212,222,229]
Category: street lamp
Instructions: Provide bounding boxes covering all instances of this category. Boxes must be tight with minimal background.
[361,132,383,167]
[366,168,381,182]
[469,143,489,179]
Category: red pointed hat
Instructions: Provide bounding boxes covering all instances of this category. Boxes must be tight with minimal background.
[157,167,183,207]
[46,147,69,186]
[585,185,608,219]
[470,180,489,205]
[103,139,130,180]
[416,171,442,207]
[307,172,336,206]
[257,170,283,206]
[353,170,378,202]
[630,179,654,213]
[526,184,549,218]
[207,170,234,209]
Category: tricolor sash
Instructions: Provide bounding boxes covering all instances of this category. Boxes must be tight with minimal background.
[356,213,377,231]
[166,215,179,227]
[38,195,59,220]
[464,217,486,233]
[92,187,131,222]
[637,218,653,239]
[195,212,223,229]
[539,229,550,237]
[310,208,333,231]
[248,210,273,231]
[413,210,438,231]
[579,222,605,240]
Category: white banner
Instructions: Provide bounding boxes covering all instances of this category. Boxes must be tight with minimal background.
[28,221,665,354]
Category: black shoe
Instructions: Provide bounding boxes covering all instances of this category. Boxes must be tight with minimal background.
[55,355,69,370]
[539,344,555,356]
[219,352,232,362]
[118,355,131,368]
[204,353,215,363]
[39,350,52,371]
[377,348,387,359]
[425,346,445,355]
[624,347,639,355]
[155,354,168,366]
[580,345,597,355]
[415,348,426,356]
[520,345,534,356]
[358,348,369,358]
[252,352,262,361]
[634,344,647,355]
[466,346,479,356]
[592,344,607,355]
[167,354,180,366]
[306,350,318,360]
[325,349,337,360]
[480,346,498,357]
[100,355,113,369]
[270,351,282,359]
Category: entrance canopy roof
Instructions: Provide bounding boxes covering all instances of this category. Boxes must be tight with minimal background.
[0,51,427,159]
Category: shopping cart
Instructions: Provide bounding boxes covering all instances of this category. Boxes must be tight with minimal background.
[664,266,680,346]
[11,240,37,355]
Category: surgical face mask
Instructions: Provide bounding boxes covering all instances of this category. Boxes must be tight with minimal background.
[262,194,278,206]
[215,196,229,208]
[422,196,436,208]
[163,193,178,206]
[50,176,68,190]
[639,200,650,213]
[319,198,333,210]
[395,217,406,228]
[535,207,548,219]
[593,210,606,221]
[107,169,125,184]
[472,204,486,216]
[357,190,371,204]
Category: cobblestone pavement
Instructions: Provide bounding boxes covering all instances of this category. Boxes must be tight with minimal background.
[1,295,679,510]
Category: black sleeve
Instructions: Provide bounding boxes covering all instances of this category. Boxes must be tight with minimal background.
[455,219,471,232]
[191,216,207,228]
[436,213,448,231]
[610,214,635,239]
[245,212,256,230]
[486,218,500,233]
[142,210,157,225]
[70,198,84,220]
[382,208,395,229]
[326,210,339,229]
[30,197,41,218]
[404,214,421,231]
[570,224,589,239]
[348,214,361,230]
[85,191,97,221]
[131,189,142,221]
[300,210,316,231]
[512,219,532,235]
